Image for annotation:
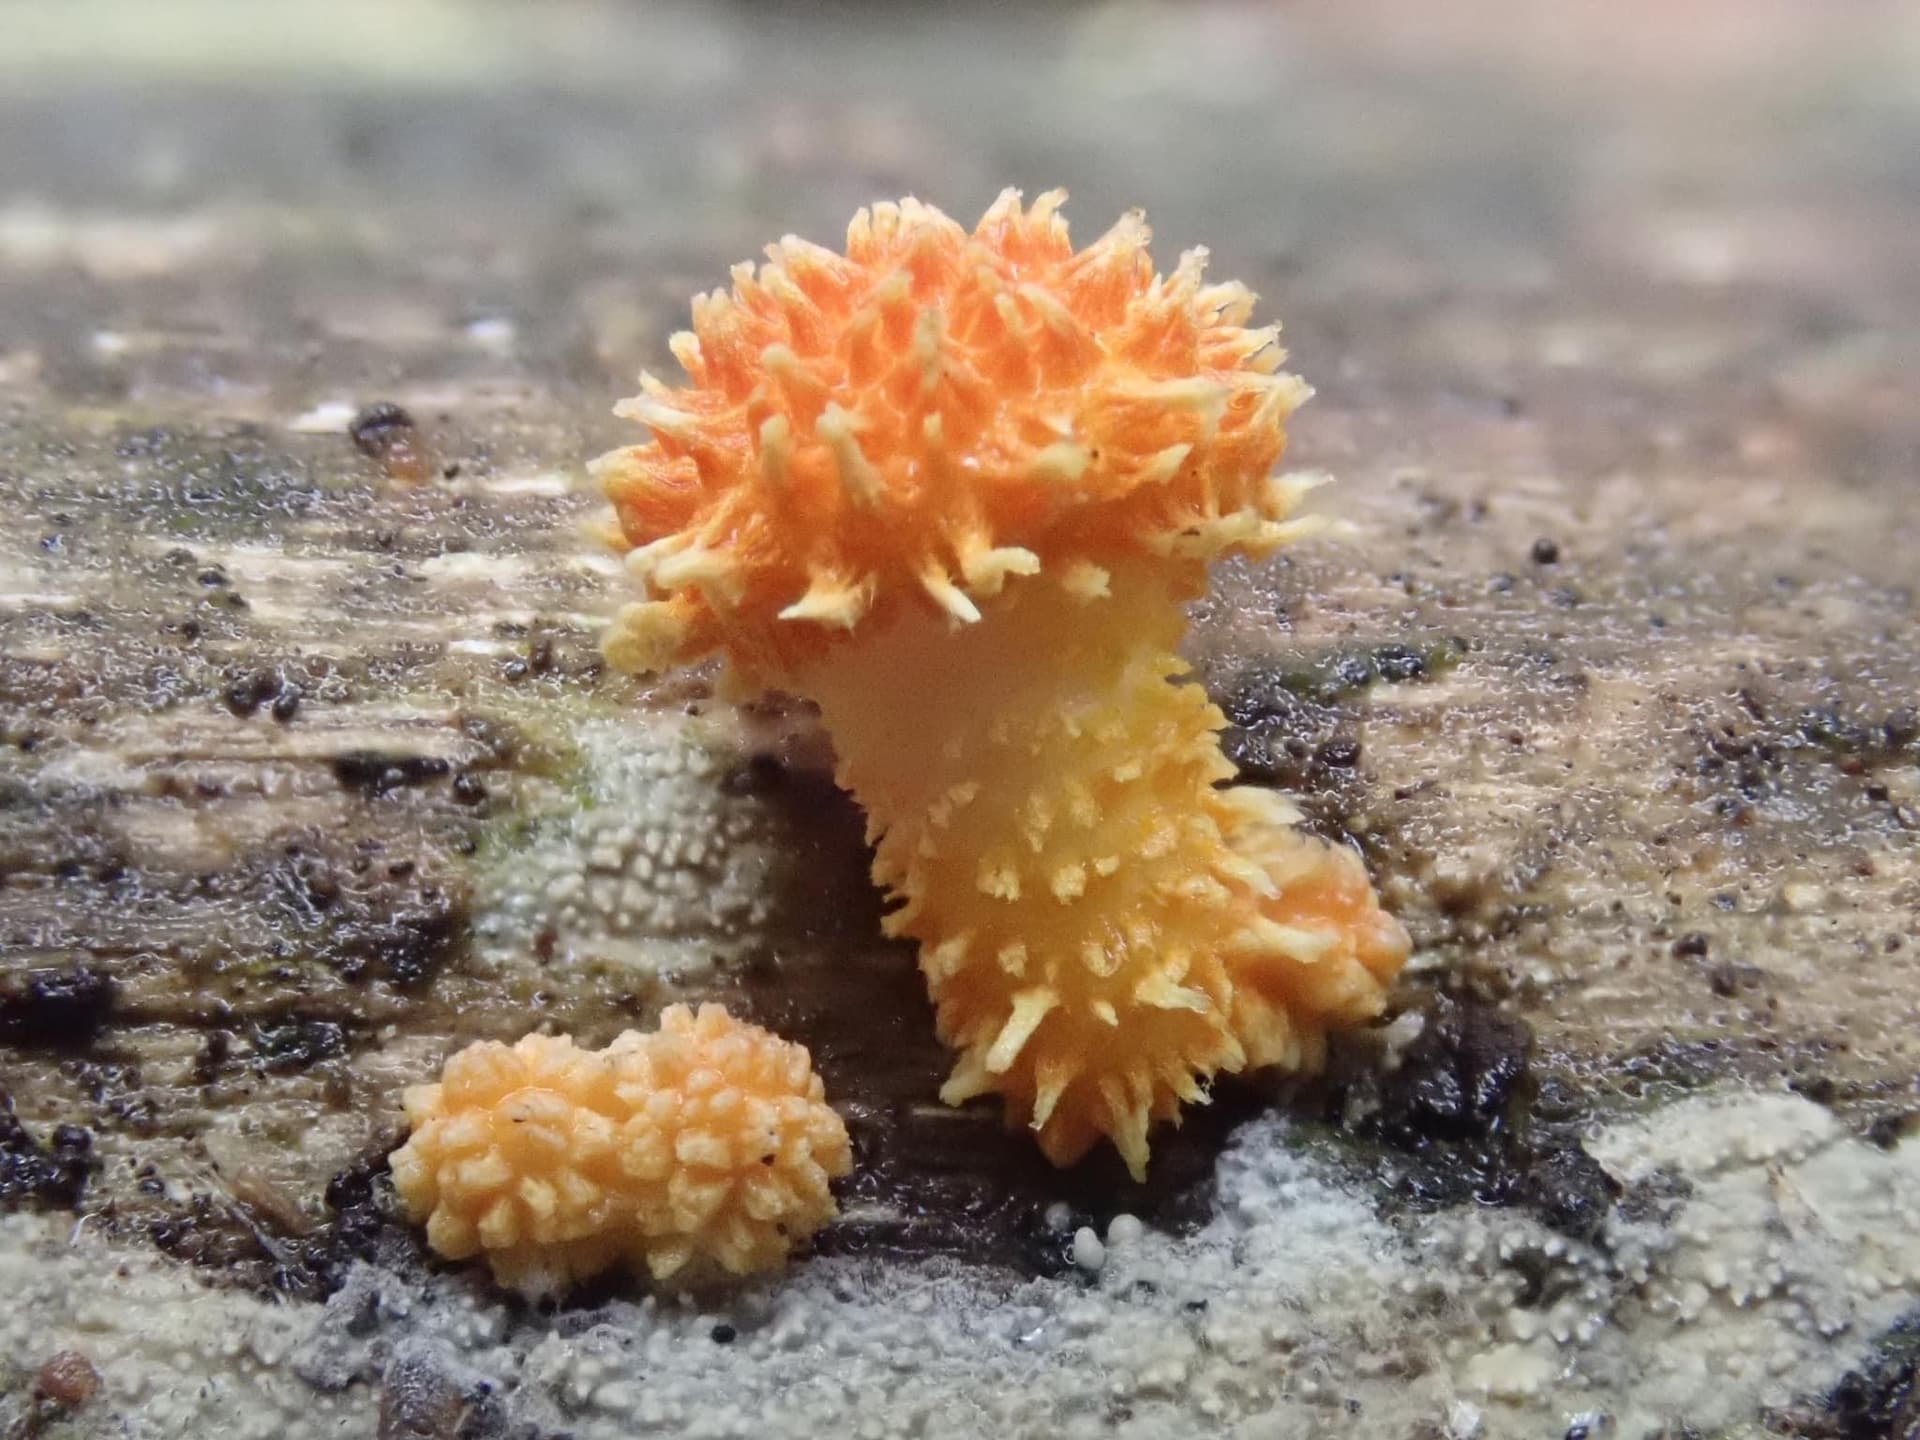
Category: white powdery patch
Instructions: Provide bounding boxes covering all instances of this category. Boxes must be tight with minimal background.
[2,1092,1914,1438]
[469,714,780,977]
[395,1089,1920,1438]
[1572,1091,1920,1435]
[0,1213,374,1440]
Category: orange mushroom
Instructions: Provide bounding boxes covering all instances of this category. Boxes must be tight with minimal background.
[389,1005,851,1295]
[592,191,1410,1179]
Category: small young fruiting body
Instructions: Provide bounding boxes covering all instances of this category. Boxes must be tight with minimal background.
[592,190,1410,1178]
[389,1004,850,1295]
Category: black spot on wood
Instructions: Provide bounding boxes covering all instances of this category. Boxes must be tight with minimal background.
[0,967,115,1049]
[224,667,284,717]
[1328,999,1622,1241]
[251,1017,347,1073]
[331,751,452,796]
[0,1095,95,1210]
[349,403,433,482]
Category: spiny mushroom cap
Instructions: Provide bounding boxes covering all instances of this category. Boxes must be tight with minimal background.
[594,188,1318,679]
[388,1004,851,1295]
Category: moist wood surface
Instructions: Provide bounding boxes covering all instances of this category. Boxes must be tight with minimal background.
[2,0,1918,1294]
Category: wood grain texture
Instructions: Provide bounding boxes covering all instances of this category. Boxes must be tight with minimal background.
[1,0,1917,1304]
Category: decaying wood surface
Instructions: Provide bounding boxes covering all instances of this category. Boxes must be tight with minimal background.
[1,0,1917,1341]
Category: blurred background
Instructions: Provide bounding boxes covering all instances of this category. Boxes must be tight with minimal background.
[4,0,1918,464]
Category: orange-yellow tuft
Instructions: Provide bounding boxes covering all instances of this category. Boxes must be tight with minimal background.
[593,191,1410,1179]
[388,1005,851,1295]
[592,188,1315,682]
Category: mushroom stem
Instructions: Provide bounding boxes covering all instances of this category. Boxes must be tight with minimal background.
[793,556,1408,1179]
